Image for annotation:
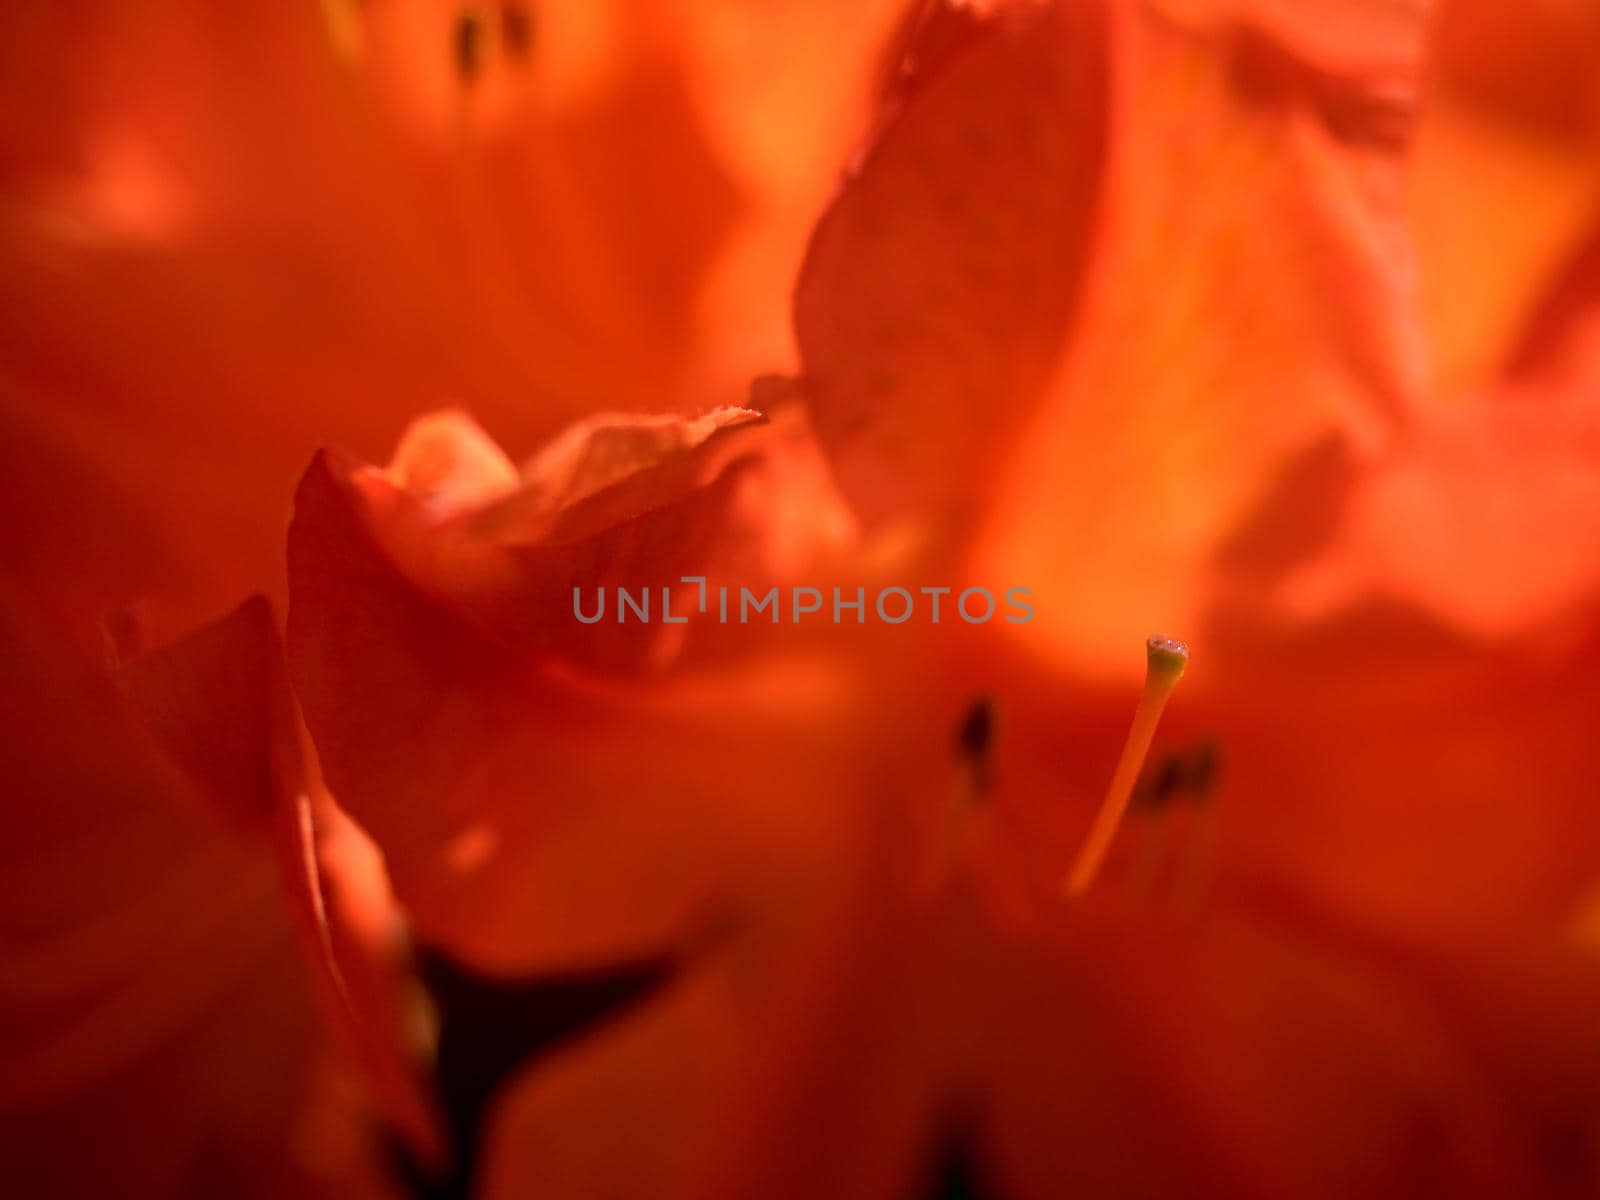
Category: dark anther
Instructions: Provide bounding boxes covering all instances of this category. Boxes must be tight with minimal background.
[955,696,996,796]
[1137,739,1220,810]
[956,696,995,760]
[455,9,486,82]
[501,4,533,61]
[955,696,996,795]
[919,1111,1007,1200]
[1141,754,1186,810]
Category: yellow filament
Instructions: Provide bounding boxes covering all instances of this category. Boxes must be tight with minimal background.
[1065,635,1189,897]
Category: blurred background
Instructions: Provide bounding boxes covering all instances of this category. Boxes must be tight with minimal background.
[2,1,1599,1197]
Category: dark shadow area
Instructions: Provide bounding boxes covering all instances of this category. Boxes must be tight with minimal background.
[400,949,679,1199]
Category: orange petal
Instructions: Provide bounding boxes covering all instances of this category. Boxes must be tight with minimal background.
[0,0,561,637]
[469,405,767,543]
[285,422,886,973]
[1262,393,1600,638]
[473,872,1600,1198]
[1409,0,1600,397]
[974,1,1429,677]
[1503,213,1600,400]
[323,409,773,669]
[1026,902,1600,1198]
[115,595,296,832]
[284,787,446,1170]
[115,594,445,1168]
[1199,607,1600,937]
[342,0,908,411]
[0,0,892,645]
[0,592,384,1195]
[671,0,912,400]
[794,0,1110,539]
[475,906,887,1200]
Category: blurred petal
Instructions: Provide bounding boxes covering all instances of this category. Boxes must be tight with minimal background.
[318,408,769,667]
[116,594,294,831]
[123,595,440,1173]
[1202,607,1600,936]
[475,908,876,1200]
[794,0,1110,539]
[286,417,887,972]
[975,0,1429,676]
[1269,394,1600,635]
[0,0,902,640]
[474,879,1600,1199]
[0,594,387,1196]
[1508,222,1600,395]
[1409,0,1600,396]
[0,1,547,637]
[673,0,913,398]
[1049,902,1600,1199]
[285,788,445,1168]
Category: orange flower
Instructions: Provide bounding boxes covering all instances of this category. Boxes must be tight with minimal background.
[0,3,903,1194]
[277,4,1600,1196]
[6,0,1600,1197]
[0,0,902,641]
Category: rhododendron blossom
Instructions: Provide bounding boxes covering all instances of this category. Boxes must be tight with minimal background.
[3,1,1600,1198]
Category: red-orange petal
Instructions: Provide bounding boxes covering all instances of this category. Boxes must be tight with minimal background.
[1198,606,1600,937]
[0,592,384,1195]
[973,0,1429,676]
[285,419,886,973]
[1409,0,1600,396]
[794,0,1110,538]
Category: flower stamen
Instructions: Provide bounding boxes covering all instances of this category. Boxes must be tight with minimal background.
[1065,635,1189,897]
[955,694,997,799]
[456,9,487,82]
[502,4,534,61]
